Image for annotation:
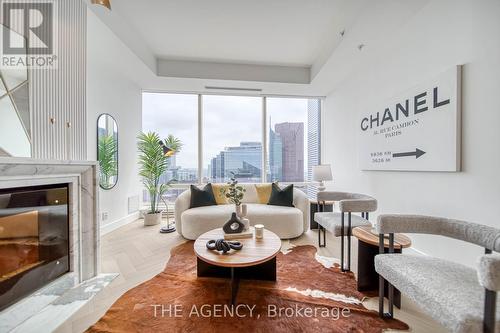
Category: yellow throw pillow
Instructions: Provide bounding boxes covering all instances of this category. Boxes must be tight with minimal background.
[255,183,273,204]
[211,183,228,205]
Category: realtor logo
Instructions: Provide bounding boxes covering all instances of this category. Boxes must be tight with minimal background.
[1,0,57,68]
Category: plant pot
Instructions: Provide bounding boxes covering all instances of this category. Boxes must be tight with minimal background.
[144,211,162,226]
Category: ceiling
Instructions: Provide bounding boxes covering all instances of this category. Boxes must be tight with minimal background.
[88,0,431,94]
[89,0,366,83]
[109,0,360,67]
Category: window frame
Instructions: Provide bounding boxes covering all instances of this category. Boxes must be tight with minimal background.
[142,91,324,187]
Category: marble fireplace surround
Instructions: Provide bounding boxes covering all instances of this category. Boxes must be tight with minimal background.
[0,158,115,332]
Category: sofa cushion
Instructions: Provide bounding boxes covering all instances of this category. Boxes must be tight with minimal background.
[375,254,500,333]
[210,183,228,205]
[268,183,294,207]
[240,185,258,203]
[189,184,216,209]
[314,212,370,236]
[255,183,272,204]
[181,203,303,240]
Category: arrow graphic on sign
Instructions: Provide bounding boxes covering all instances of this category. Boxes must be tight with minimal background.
[393,149,426,159]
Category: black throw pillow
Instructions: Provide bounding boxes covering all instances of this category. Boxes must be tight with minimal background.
[189,184,217,209]
[267,183,294,207]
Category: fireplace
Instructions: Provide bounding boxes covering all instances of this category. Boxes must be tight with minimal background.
[0,184,70,311]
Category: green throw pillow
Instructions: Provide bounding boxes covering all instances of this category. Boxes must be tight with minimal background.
[267,183,294,207]
[189,184,217,209]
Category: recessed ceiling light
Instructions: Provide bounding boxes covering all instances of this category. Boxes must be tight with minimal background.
[205,86,262,92]
[358,44,365,51]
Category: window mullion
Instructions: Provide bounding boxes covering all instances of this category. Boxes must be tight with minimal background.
[261,97,267,183]
[198,94,203,184]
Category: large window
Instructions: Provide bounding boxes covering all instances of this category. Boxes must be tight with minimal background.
[142,93,321,201]
[142,93,198,202]
[203,95,262,183]
[267,97,321,197]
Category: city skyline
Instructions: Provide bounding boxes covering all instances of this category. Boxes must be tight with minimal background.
[206,121,305,183]
[270,122,304,182]
[142,93,321,190]
[143,93,312,170]
[142,96,321,202]
[208,141,262,183]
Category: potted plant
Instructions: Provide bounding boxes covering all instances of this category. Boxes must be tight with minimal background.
[137,132,182,226]
[220,175,246,214]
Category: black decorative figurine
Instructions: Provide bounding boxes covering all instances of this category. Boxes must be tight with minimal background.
[206,239,243,254]
[223,212,244,234]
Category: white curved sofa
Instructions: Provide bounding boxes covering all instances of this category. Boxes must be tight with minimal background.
[174,184,310,240]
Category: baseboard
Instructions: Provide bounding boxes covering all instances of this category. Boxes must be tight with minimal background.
[405,246,428,256]
[100,212,140,236]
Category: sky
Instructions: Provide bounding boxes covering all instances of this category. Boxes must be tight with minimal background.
[142,93,310,169]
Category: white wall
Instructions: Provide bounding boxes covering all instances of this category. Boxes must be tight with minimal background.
[322,0,500,267]
[1,0,87,160]
[87,9,144,232]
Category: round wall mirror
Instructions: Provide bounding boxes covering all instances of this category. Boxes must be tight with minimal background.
[97,114,118,190]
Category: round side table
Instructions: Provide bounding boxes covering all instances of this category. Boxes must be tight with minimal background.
[352,225,412,308]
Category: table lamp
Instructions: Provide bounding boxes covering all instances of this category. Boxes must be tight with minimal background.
[312,164,332,191]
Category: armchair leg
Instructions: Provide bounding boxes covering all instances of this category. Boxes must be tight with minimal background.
[317,202,326,248]
[388,282,394,317]
[347,212,352,272]
[318,224,321,246]
[318,225,326,248]
[484,289,496,333]
[341,212,345,272]
[323,224,326,246]
[378,233,394,319]
[379,274,385,318]
[387,233,395,317]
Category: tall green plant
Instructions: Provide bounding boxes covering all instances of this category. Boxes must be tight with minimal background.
[98,135,118,189]
[137,132,169,214]
[137,132,182,214]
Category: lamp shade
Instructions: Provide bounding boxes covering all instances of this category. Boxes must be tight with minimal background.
[159,141,174,157]
[312,165,332,182]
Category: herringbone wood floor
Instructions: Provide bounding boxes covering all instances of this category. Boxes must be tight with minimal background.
[55,219,447,333]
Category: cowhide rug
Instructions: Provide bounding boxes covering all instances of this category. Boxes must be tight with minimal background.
[87,242,408,332]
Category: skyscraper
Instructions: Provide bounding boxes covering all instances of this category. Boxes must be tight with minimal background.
[209,142,262,182]
[268,128,283,182]
[275,122,304,182]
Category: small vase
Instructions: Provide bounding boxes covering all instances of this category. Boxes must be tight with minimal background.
[236,204,247,218]
[241,218,250,231]
[241,204,248,218]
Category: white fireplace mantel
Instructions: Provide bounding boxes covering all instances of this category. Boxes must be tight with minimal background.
[0,158,100,281]
[0,158,116,332]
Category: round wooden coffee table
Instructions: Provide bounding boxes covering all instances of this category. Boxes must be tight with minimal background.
[194,228,281,304]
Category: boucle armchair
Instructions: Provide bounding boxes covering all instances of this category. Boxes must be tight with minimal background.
[314,191,377,272]
[375,214,500,333]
